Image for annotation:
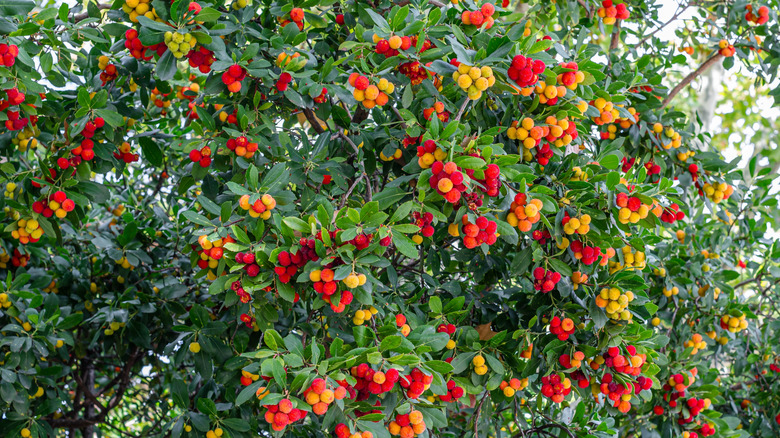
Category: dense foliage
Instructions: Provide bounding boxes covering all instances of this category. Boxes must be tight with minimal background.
[1,0,780,437]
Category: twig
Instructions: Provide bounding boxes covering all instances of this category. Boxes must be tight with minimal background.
[576,0,595,20]
[661,53,723,109]
[391,107,409,129]
[454,99,470,122]
[429,0,446,6]
[637,3,691,47]
[72,4,112,23]
[339,173,365,209]
[472,391,490,438]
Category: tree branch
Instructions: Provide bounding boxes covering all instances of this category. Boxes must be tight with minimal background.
[454,99,470,123]
[72,4,112,23]
[661,53,723,109]
[303,108,325,134]
[637,3,691,47]
[609,21,622,51]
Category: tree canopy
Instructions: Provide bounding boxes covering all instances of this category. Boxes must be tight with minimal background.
[1,0,780,437]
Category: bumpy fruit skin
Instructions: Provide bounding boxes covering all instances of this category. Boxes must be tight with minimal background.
[189,341,201,353]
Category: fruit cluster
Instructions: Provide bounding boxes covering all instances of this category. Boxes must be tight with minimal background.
[239,369,260,386]
[650,123,682,149]
[397,37,435,85]
[615,192,649,224]
[32,191,76,220]
[187,46,216,73]
[303,378,345,415]
[342,271,367,289]
[221,64,247,93]
[591,98,620,125]
[460,3,496,29]
[348,73,394,109]
[464,160,501,196]
[374,34,412,57]
[436,379,465,402]
[262,398,307,432]
[416,139,447,168]
[572,271,588,290]
[234,251,261,278]
[530,80,567,105]
[460,214,498,248]
[188,146,212,168]
[684,333,707,354]
[660,203,685,224]
[279,7,304,31]
[745,4,770,25]
[429,161,467,204]
[97,55,117,85]
[125,29,168,61]
[121,0,158,22]
[570,241,611,266]
[559,351,586,369]
[718,39,735,57]
[163,31,193,58]
[0,43,19,67]
[114,141,139,164]
[226,135,259,159]
[506,193,543,232]
[10,218,43,244]
[395,314,411,337]
[700,181,733,203]
[597,0,630,24]
[720,313,748,333]
[595,287,635,321]
[2,88,34,131]
[557,62,586,90]
[471,354,489,375]
[500,378,528,397]
[12,125,40,152]
[400,367,433,398]
[608,245,646,272]
[410,211,434,244]
[195,235,234,280]
[150,88,171,110]
[541,374,572,403]
[239,194,276,220]
[507,55,545,88]
[352,306,378,325]
[549,315,575,340]
[335,424,373,438]
[533,267,562,292]
[422,102,450,122]
[387,410,426,437]
[452,64,495,100]
[350,364,399,399]
[562,212,591,235]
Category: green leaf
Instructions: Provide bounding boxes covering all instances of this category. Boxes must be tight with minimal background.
[156,49,177,81]
[195,7,220,22]
[139,137,163,167]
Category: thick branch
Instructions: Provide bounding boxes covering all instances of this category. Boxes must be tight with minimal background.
[303,108,325,134]
[661,53,723,109]
[609,21,622,51]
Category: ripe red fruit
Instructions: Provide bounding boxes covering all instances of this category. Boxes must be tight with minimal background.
[354,75,369,90]
[335,14,344,25]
